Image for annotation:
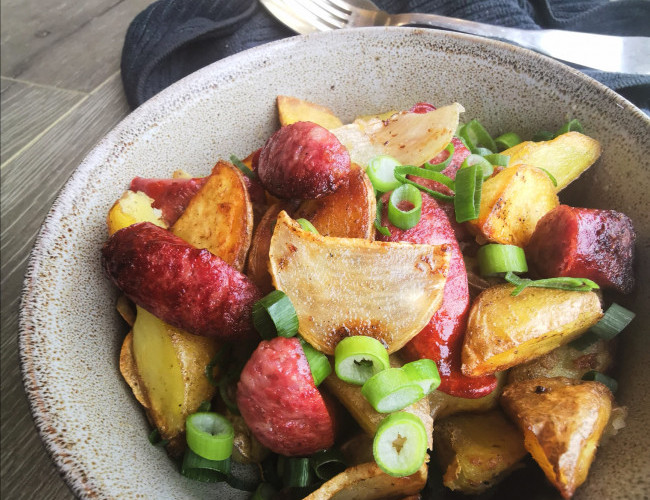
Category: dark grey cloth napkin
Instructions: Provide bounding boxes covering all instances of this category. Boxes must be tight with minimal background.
[121,0,650,111]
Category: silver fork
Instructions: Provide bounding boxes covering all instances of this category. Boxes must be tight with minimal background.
[260,0,650,75]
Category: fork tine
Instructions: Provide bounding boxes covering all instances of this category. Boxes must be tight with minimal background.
[298,0,349,30]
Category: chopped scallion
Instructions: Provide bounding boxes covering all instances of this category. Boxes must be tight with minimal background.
[454,164,483,223]
[539,167,558,187]
[252,290,299,339]
[393,165,455,202]
[590,303,635,340]
[367,155,403,192]
[148,428,169,447]
[185,412,234,461]
[477,244,528,276]
[282,457,313,488]
[299,337,332,387]
[532,130,555,142]
[401,359,441,395]
[374,197,391,236]
[296,218,319,234]
[483,153,510,167]
[461,154,493,179]
[504,272,599,296]
[361,368,424,413]
[494,132,522,151]
[230,154,257,180]
[388,184,422,230]
[582,370,618,393]
[424,142,455,171]
[373,412,427,477]
[334,336,390,385]
[310,449,348,480]
[458,119,497,153]
[181,448,231,482]
[556,119,584,136]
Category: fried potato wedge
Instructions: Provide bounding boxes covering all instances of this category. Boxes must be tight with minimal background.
[171,160,253,270]
[305,462,428,500]
[428,371,506,420]
[324,355,434,449]
[467,164,559,247]
[502,132,601,191]
[462,284,603,376]
[116,294,136,327]
[129,306,219,448]
[507,339,614,384]
[269,211,450,354]
[293,164,376,239]
[501,377,613,499]
[107,190,167,236]
[434,410,527,494]
[277,95,344,129]
[332,103,464,167]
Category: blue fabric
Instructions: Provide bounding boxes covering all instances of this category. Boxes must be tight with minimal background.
[121,0,649,111]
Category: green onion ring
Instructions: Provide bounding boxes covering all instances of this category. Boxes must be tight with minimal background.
[424,142,455,171]
[477,244,528,276]
[401,359,441,395]
[388,184,422,230]
[296,218,319,234]
[453,164,483,223]
[494,132,522,151]
[229,154,257,180]
[181,448,231,482]
[299,337,332,387]
[361,368,424,413]
[504,272,599,296]
[310,449,348,480]
[185,412,234,461]
[483,153,510,167]
[458,119,497,153]
[374,196,391,236]
[556,119,584,136]
[366,155,403,192]
[461,154,493,179]
[334,336,390,385]
[393,165,455,202]
[590,303,635,340]
[252,290,299,339]
[373,412,428,477]
[582,370,618,393]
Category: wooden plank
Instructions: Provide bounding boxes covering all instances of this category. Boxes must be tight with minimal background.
[1,77,86,163]
[3,0,154,92]
[0,72,130,500]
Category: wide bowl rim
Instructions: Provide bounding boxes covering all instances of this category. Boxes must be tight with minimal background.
[18,26,649,499]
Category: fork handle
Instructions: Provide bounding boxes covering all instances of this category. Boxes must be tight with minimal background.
[388,12,650,75]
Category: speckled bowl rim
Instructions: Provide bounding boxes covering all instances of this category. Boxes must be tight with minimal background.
[19,27,649,499]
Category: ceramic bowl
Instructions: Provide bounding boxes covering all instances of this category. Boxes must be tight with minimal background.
[20,27,649,499]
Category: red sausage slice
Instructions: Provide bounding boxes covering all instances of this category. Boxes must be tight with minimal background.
[130,176,207,225]
[101,222,261,339]
[237,337,336,456]
[379,194,497,398]
[526,205,635,294]
[257,121,351,200]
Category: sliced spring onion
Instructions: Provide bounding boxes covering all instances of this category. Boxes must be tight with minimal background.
[334,336,390,385]
[366,155,403,192]
[388,184,422,230]
[282,457,313,488]
[299,337,332,387]
[539,167,558,187]
[219,373,240,414]
[205,344,230,386]
[252,290,299,339]
[477,244,528,276]
[373,412,428,477]
[401,359,441,395]
[556,119,584,136]
[197,400,212,413]
[504,272,599,296]
[424,142,455,171]
[582,370,618,393]
[473,146,493,157]
[532,130,555,142]
[494,132,522,151]
[229,154,257,180]
[374,197,391,236]
[310,449,348,480]
[252,483,278,500]
[393,165,455,202]
[148,428,169,447]
[454,164,483,223]
[483,153,510,167]
[461,154,493,179]
[185,412,234,461]
[589,303,636,340]
[361,368,424,413]
[296,218,319,234]
[458,119,497,153]
[569,330,601,351]
[181,448,231,482]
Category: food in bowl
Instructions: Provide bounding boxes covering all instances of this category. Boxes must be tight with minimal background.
[101,95,636,499]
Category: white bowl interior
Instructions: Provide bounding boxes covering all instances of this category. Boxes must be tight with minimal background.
[20,28,649,499]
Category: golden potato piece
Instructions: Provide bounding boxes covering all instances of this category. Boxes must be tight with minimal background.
[277,95,344,129]
[433,410,527,494]
[171,160,253,270]
[462,284,603,376]
[468,164,559,247]
[501,377,613,499]
[269,211,450,354]
[107,190,167,236]
[293,164,376,240]
[333,103,463,167]
[428,371,506,420]
[130,307,219,446]
[324,355,434,450]
[502,131,601,191]
[305,462,428,500]
[507,339,614,385]
[119,331,149,409]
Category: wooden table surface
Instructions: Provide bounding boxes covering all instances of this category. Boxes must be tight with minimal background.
[1,1,154,498]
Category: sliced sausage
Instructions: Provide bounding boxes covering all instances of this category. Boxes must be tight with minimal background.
[101,222,261,339]
[378,194,497,398]
[130,176,207,226]
[526,205,635,294]
[237,337,336,456]
[257,121,351,200]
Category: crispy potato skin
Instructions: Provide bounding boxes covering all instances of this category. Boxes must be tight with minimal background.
[258,121,351,199]
[434,410,527,494]
[461,284,603,376]
[277,95,344,129]
[501,377,613,499]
